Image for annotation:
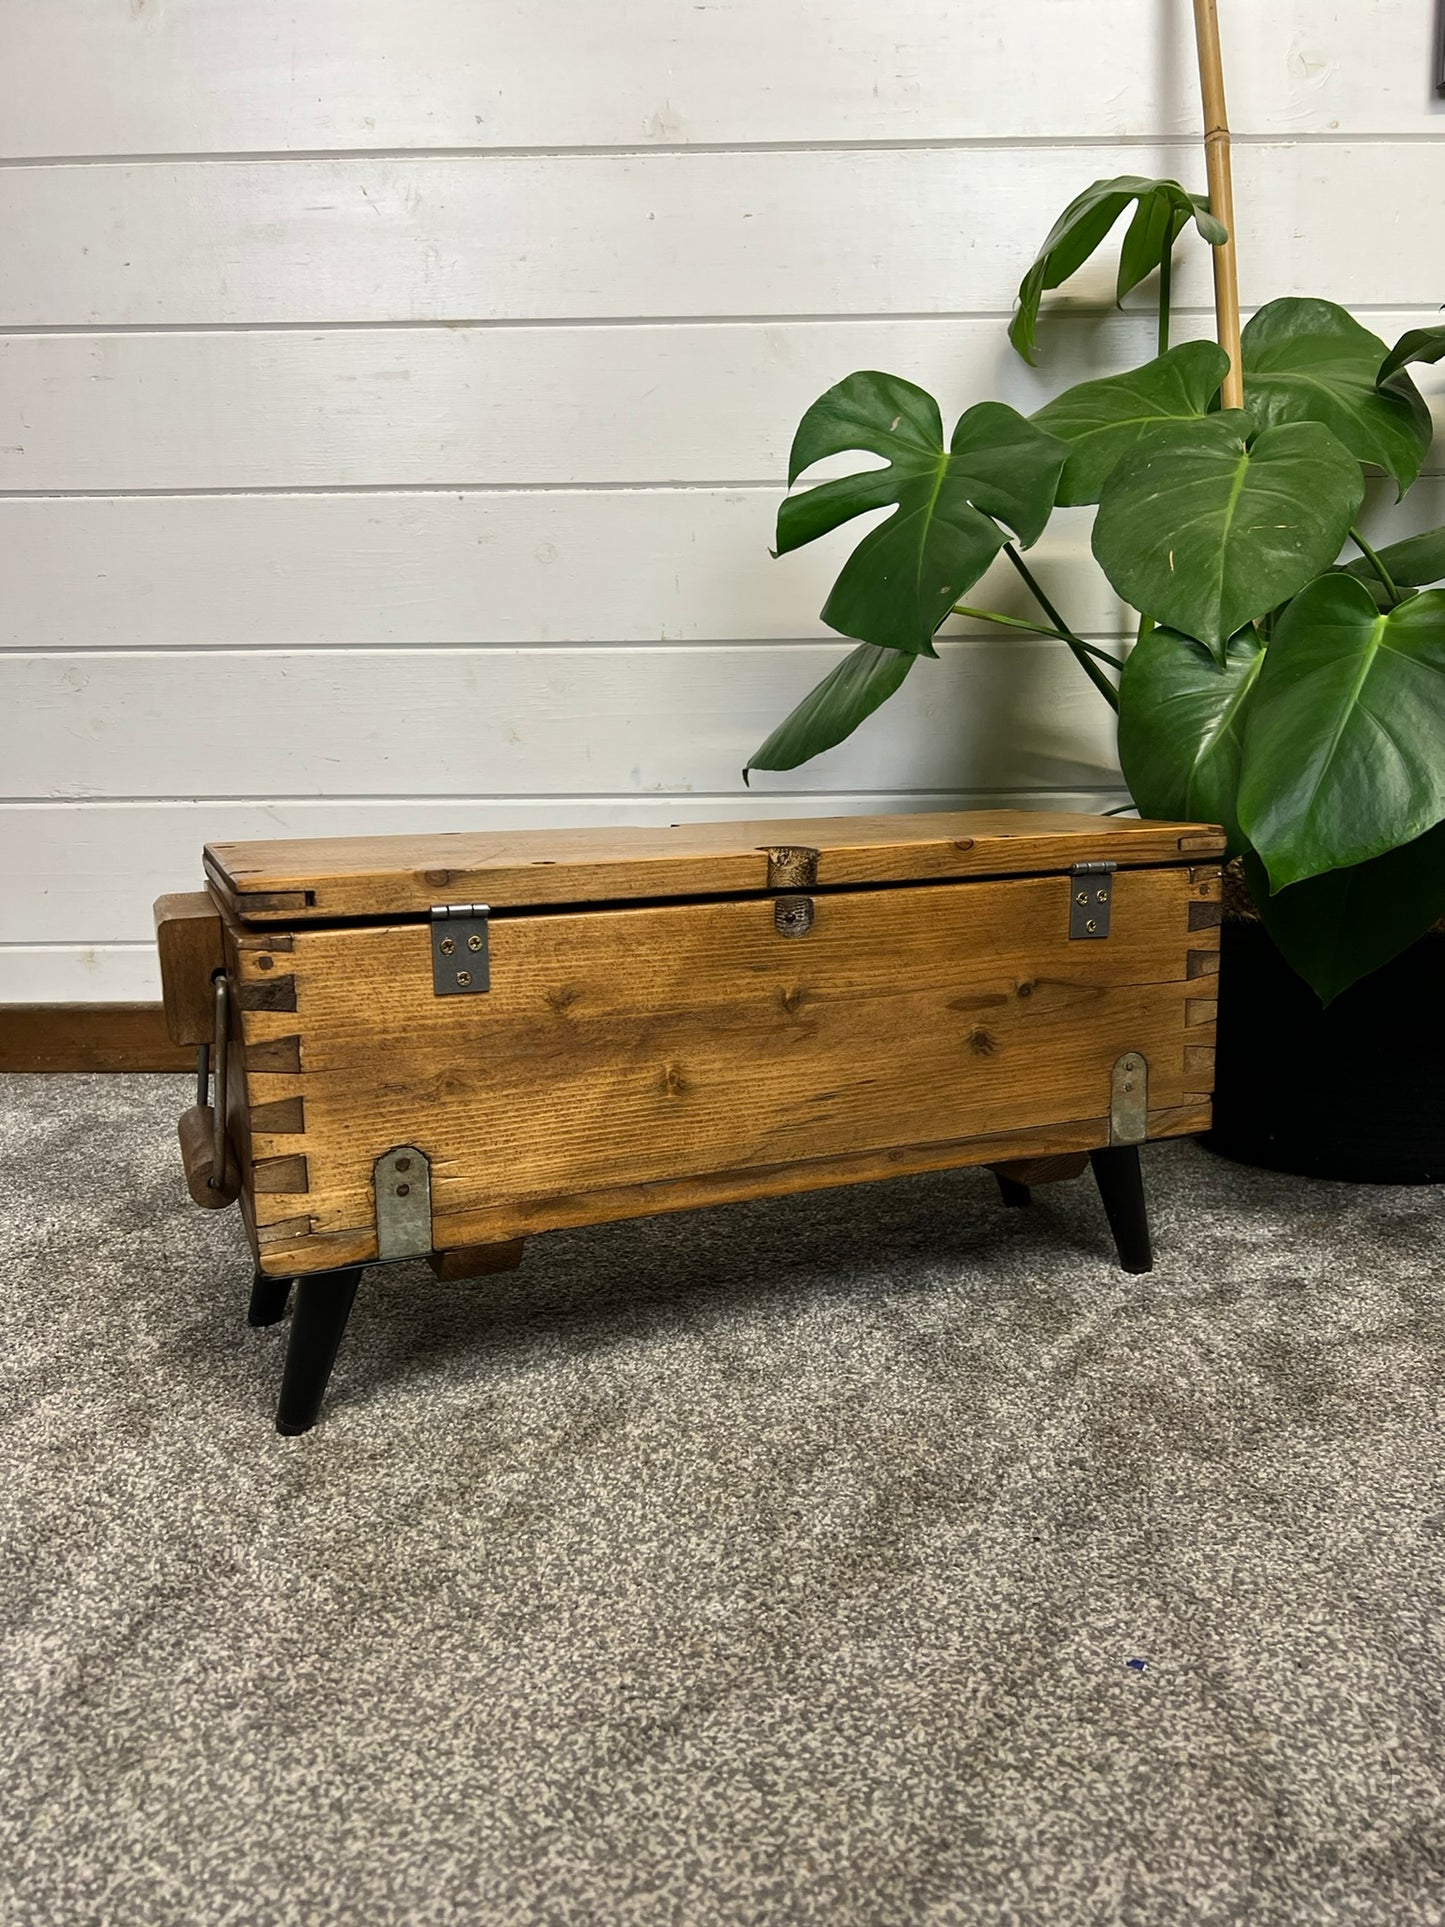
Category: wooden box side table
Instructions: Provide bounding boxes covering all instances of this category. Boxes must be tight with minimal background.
[156,809,1225,1430]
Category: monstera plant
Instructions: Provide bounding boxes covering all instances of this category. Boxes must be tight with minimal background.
[747,173,1445,1004]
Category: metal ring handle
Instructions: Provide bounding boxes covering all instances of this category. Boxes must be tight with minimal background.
[210,974,230,1191]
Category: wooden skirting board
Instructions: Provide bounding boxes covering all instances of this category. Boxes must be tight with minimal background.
[0,1005,192,1072]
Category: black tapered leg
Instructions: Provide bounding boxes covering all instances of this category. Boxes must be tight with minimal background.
[275,1267,362,1435]
[994,1173,1033,1209]
[247,1270,293,1327]
[1088,1146,1152,1273]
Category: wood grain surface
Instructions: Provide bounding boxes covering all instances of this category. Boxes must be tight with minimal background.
[226,861,1219,1273]
[153,891,225,1046]
[0,1004,192,1072]
[207,810,1224,920]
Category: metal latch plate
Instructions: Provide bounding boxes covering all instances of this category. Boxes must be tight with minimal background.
[374,1145,433,1260]
[1069,862,1115,940]
[774,895,814,937]
[431,903,490,995]
[1110,1053,1148,1144]
[765,845,819,890]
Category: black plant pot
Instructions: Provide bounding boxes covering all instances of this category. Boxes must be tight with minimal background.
[1204,918,1445,1183]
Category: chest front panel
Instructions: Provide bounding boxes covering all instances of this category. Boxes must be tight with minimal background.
[230,862,1219,1272]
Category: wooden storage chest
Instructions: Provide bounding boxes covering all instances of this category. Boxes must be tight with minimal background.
[156,809,1225,1431]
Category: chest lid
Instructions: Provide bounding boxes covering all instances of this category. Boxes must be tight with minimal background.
[204,810,1224,925]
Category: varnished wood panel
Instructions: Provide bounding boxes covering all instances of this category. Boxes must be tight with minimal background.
[0,1004,191,1073]
[207,810,1224,921]
[153,891,224,1046]
[232,865,1212,1272]
[245,1035,303,1074]
[253,1154,310,1194]
[249,1095,305,1134]
[254,1105,1213,1274]
[429,1242,526,1282]
[988,1152,1091,1187]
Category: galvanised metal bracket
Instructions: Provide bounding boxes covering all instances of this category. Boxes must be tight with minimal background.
[1110,1053,1148,1144]
[374,1145,433,1260]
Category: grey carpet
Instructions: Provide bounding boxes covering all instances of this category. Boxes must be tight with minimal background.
[2,1074,1444,1927]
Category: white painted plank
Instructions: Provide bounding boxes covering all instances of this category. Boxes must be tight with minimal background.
[0,792,1129,947]
[2,144,1441,328]
[8,312,1445,493]
[2,641,1124,802]
[0,0,1433,156]
[7,479,1439,654]
[0,489,1136,648]
[0,945,161,1003]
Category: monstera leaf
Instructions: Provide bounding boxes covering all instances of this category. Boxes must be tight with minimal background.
[1340,524,1445,598]
[1092,417,1363,655]
[1032,341,1228,505]
[1238,575,1445,889]
[745,643,913,778]
[776,373,1067,655]
[1242,299,1430,497]
[1117,625,1262,853]
[1377,323,1445,387]
[1009,175,1226,364]
[1244,822,1445,1005]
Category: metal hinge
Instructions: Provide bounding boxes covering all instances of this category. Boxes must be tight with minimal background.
[1069,861,1116,940]
[431,902,490,995]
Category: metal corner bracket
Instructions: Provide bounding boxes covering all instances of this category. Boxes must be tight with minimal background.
[1110,1053,1148,1144]
[374,1145,433,1261]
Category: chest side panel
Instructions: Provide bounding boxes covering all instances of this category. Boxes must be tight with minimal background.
[234,862,1219,1268]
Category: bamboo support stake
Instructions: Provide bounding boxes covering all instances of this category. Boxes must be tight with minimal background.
[1192,0,1244,408]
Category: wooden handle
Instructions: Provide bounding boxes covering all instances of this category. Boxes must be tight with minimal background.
[1192,0,1243,409]
[155,891,226,1046]
[178,1104,241,1209]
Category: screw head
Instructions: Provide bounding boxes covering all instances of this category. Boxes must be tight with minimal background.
[395,1156,411,1173]
[1085,918,1098,933]
[456,969,472,987]
[395,1182,410,1198]
[1097,889,1109,903]
[467,933,483,951]
[440,936,455,955]
[1075,891,1089,905]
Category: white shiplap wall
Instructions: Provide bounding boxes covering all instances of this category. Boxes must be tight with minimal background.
[3,0,1444,1000]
